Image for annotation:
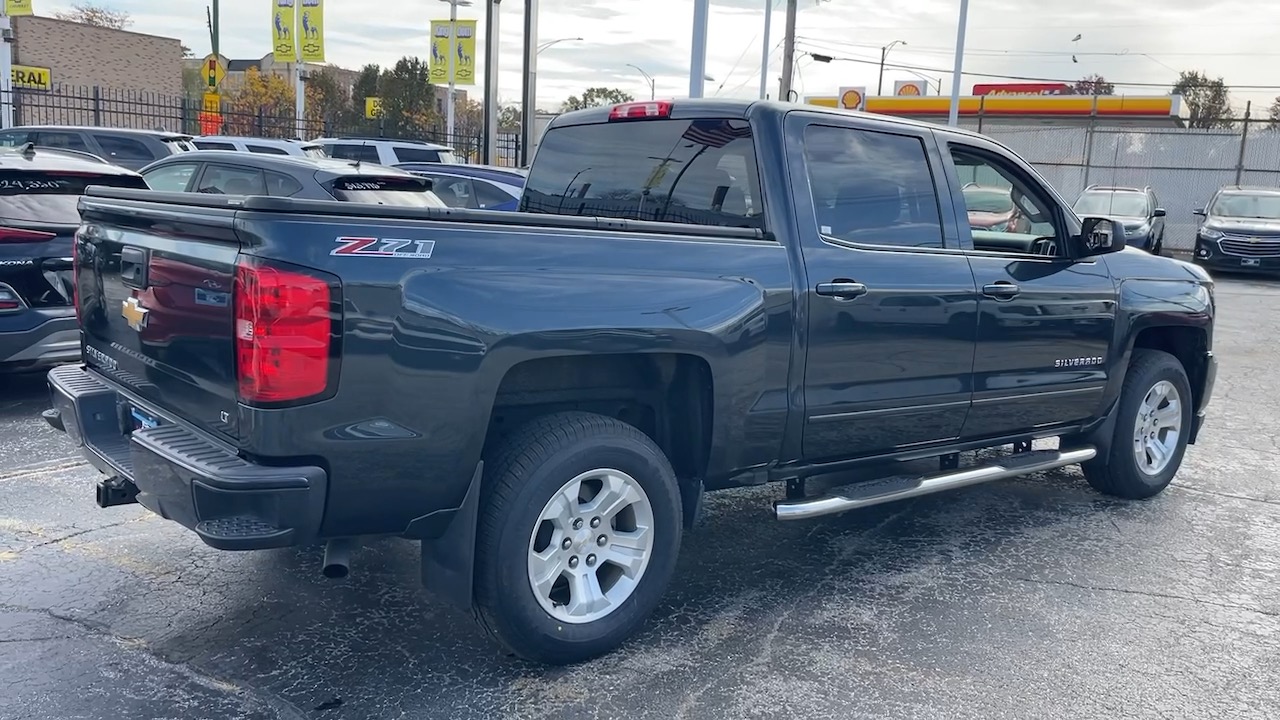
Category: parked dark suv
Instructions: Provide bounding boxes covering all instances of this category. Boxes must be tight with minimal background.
[1192,185,1280,275]
[1073,185,1166,255]
[0,126,196,171]
[0,144,148,372]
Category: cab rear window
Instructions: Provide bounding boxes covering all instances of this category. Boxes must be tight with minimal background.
[520,117,763,229]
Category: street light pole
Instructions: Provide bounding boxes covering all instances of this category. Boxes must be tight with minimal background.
[947,0,969,127]
[689,0,709,98]
[536,37,581,54]
[877,39,905,95]
[439,0,473,139]
[520,0,537,166]
[0,3,10,130]
[482,0,501,165]
[759,0,772,100]
[627,64,655,100]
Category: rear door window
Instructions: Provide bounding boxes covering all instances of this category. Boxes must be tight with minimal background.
[193,140,237,151]
[394,146,448,163]
[0,130,31,147]
[33,131,91,152]
[195,164,267,195]
[474,179,515,209]
[520,117,764,228]
[426,175,478,208]
[328,144,381,163]
[247,144,290,155]
[142,163,200,192]
[265,171,303,196]
[0,171,148,223]
[93,135,157,165]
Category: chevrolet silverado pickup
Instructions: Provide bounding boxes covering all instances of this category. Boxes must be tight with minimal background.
[45,99,1217,665]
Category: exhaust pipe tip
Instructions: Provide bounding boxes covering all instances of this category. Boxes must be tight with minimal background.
[322,539,355,579]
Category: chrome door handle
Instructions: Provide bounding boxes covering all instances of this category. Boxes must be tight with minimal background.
[816,281,868,299]
[982,281,1020,299]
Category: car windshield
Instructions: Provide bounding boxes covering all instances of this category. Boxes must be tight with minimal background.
[963,188,1013,213]
[1074,191,1148,217]
[329,176,447,207]
[1210,192,1280,220]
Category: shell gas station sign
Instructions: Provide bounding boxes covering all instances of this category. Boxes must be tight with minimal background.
[893,80,927,96]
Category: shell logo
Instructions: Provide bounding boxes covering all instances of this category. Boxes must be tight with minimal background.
[840,88,863,109]
[897,83,921,96]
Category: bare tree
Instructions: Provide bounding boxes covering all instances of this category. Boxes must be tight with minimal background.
[53,3,133,30]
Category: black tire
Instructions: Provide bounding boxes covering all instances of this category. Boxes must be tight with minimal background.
[1081,349,1192,499]
[472,411,682,664]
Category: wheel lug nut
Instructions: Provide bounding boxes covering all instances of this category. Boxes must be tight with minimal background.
[561,538,572,550]
[568,556,579,568]
[590,517,601,528]
[572,518,583,530]
[597,534,607,546]
[586,554,597,567]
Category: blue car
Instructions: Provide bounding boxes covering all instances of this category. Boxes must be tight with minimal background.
[394,162,526,211]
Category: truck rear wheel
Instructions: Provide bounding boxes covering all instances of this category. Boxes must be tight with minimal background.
[473,411,682,664]
[1082,349,1192,499]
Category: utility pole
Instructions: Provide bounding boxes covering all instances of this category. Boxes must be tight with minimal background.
[482,0,501,165]
[689,0,709,98]
[947,0,970,127]
[519,0,537,165]
[210,0,219,58]
[758,0,772,99]
[293,1,305,139]
[777,0,797,102]
[0,3,13,129]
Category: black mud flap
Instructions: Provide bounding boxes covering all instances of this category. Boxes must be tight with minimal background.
[418,461,483,611]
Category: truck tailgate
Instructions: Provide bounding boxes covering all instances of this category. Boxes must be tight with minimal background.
[76,196,241,439]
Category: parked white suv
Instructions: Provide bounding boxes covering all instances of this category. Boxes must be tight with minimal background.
[312,137,460,165]
[191,136,326,158]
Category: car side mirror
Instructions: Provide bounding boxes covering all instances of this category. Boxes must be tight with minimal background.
[1193,208,1206,217]
[1153,208,1166,218]
[1078,217,1126,256]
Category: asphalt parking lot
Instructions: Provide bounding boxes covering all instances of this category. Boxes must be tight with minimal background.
[1,275,1277,720]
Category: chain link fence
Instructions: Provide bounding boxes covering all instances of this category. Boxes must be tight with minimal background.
[9,85,522,166]
[958,117,1280,253]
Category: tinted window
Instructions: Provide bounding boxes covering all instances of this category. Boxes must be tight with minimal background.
[193,140,237,151]
[142,163,199,192]
[196,164,266,195]
[248,144,290,155]
[521,118,763,228]
[94,135,156,164]
[265,171,303,196]
[803,125,942,248]
[328,143,381,163]
[0,171,148,223]
[951,144,1068,255]
[474,179,515,209]
[427,175,478,208]
[1210,192,1280,220]
[34,132,90,152]
[329,176,447,207]
[393,147,448,163]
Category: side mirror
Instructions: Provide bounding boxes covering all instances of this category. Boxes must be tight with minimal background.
[1079,216,1126,256]
[1193,208,1206,217]
[1153,208,1166,218]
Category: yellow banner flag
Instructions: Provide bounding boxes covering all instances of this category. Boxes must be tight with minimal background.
[429,19,477,86]
[6,0,34,16]
[271,0,297,62]
[298,0,324,63]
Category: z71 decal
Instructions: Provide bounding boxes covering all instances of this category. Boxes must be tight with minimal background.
[331,236,436,259]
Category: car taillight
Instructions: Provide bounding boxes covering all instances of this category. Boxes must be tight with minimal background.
[234,260,336,404]
[0,283,23,312]
[608,101,673,121]
[0,227,56,243]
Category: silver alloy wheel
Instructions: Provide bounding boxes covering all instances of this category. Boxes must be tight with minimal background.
[526,468,655,624]
[1133,379,1182,476]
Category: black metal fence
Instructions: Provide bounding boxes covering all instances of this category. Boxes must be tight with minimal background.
[9,84,522,166]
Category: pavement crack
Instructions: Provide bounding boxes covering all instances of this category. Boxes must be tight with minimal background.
[22,518,135,552]
[1171,483,1280,507]
[1014,577,1279,618]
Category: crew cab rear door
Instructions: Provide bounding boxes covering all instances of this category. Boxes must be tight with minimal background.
[938,134,1116,438]
[786,111,979,462]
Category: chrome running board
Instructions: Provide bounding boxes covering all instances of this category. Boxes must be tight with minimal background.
[774,447,1098,521]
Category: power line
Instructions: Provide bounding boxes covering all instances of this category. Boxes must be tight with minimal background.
[795,45,1280,91]
[799,36,1280,59]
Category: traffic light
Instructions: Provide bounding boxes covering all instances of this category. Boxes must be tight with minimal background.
[207,58,218,89]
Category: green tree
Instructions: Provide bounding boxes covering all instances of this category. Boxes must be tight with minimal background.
[349,63,382,126]
[1267,96,1280,131]
[305,67,353,137]
[377,57,439,138]
[561,87,634,112]
[1072,74,1115,95]
[1172,70,1233,129]
[498,104,522,129]
[53,2,132,29]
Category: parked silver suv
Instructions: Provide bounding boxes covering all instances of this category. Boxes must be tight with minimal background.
[312,137,459,165]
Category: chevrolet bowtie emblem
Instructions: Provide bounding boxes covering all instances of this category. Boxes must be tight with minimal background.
[121,296,149,331]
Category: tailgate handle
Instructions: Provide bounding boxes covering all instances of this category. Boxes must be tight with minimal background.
[120,247,148,289]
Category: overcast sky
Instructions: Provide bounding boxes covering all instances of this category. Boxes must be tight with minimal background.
[43,0,1279,114]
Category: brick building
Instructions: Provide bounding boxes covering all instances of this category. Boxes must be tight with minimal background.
[13,16,183,96]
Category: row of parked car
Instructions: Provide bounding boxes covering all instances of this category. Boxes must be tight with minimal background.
[0,126,531,374]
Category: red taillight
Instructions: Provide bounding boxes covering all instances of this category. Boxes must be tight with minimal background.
[234,261,334,404]
[0,227,56,243]
[0,283,22,311]
[608,101,673,121]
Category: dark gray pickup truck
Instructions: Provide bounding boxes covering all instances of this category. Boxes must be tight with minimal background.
[45,99,1217,664]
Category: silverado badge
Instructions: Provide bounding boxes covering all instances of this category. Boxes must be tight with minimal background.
[121,296,149,331]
